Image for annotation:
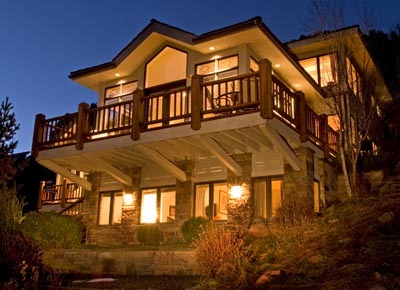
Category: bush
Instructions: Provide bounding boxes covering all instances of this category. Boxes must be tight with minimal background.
[136,225,163,245]
[18,211,83,250]
[181,217,210,242]
[275,194,314,227]
[194,225,259,289]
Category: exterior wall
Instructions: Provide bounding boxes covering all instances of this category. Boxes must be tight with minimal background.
[318,159,339,207]
[43,249,200,276]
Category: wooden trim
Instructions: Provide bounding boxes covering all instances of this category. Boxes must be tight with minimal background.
[259,59,273,119]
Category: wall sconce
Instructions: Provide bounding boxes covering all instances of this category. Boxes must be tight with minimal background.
[230,185,244,199]
[123,193,134,206]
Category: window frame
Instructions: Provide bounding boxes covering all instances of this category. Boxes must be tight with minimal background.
[252,176,283,219]
[194,180,228,221]
[104,81,138,106]
[98,190,123,225]
[196,54,239,82]
[299,53,337,87]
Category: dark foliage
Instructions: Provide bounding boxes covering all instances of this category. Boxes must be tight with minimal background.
[136,225,163,245]
[181,216,210,243]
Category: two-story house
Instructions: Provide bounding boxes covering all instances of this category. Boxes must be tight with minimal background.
[31,17,391,245]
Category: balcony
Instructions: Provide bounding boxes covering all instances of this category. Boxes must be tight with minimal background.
[32,63,338,159]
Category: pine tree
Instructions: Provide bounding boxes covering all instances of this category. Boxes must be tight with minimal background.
[0,97,23,271]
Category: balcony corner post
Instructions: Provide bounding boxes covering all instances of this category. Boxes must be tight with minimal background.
[259,59,273,119]
[31,113,46,158]
[320,114,329,158]
[131,88,144,141]
[37,181,45,210]
[191,75,202,130]
[76,102,90,150]
[61,179,67,208]
[296,91,307,143]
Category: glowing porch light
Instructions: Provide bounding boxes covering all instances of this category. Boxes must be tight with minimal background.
[209,46,215,51]
[274,64,281,68]
[123,193,134,206]
[141,193,157,223]
[230,185,244,199]
[114,73,121,77]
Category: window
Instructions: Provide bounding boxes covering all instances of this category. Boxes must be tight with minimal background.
[346,58,361,101]
[195,182,228,220]
[98,191,123,225]
[253,177,283,219]
[140,187,176,223]
[105,81,137,106]
[196,55,238,82]
[299,54,337,87]
[249,57,259,72]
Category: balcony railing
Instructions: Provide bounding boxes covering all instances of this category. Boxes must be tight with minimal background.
[39,180,83,207]
[32,60,339,158]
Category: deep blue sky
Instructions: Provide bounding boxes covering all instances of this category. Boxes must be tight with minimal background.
[0,0,399,153]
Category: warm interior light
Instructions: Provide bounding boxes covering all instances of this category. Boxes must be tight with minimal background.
[141,193,157,223]
[230,185,243,199]
[275,64,281,68]
[209,46,215,51]
[294,84,300,87]
[123,193,133,206]
[114,73,121,77]
[117,80,126,85]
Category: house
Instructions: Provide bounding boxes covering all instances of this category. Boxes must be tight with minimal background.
[31,17,391,245]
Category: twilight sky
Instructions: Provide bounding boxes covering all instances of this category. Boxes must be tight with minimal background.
[0,0,399,153]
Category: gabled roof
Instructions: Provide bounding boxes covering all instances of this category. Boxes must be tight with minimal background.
[68,17,325,102]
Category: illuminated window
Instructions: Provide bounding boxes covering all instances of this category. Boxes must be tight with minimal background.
[195,182,228,221]
[328,115,340,131]
[140,187,176,224]
[98,191,123,225]
[299,54,337,87]
[253,177,283,219]
[105,81,137,106]
[196,55,238,82]
[249,57,259,72]
[347,58,361,101]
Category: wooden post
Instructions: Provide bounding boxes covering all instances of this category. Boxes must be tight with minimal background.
[31,114,46,158]
[61,179,67,208]
[191,75,202,130]
[296,91,307,143]
[76,102,89,150]
[37,181,45,210]
[320,114,330,158]
[131,88,144,141]
[259,59,273,119]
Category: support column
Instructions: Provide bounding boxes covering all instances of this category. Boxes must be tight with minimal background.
[82,172,102,245]
[191,75,202,130]
[283,147,314,208]
[76,102,89,150]
[175,160,194,222]
[31,113,46,158]
[296,91,307,143]
[131,89,144,141]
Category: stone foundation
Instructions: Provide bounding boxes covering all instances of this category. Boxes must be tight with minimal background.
[43,249,200,276]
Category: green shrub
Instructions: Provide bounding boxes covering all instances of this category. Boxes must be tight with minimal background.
[136,225,163,245]
[18,211,83,250]
[181,217,210,242]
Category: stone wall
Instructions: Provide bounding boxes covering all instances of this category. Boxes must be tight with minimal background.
[43,249,200,276]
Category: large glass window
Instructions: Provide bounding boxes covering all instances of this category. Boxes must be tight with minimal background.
[346,57,361,101]
[299,54,337,87]
[253,177,283,219]
[105,81,137,106]
[140,187,176,224]
[195,182,228,221]
[196,55,238,82]
[98,191,123,225]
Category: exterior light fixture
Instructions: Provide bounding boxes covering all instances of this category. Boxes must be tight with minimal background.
[123,193,134,206]
[275,64,281,68]
[114,73,121,77]
[230,185,244,199]
[209,46,215,51]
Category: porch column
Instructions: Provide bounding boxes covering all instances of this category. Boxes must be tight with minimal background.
[37,181,45,210]
[82,172,102,245]
[60,179,67,208]
[296,91,307,143]
[226,153,252,233]
[259,59,273,119]
[131,89,144,141]
[175,160,194,222]
[283,147,315,210]
[191,75,202,130]
[31,113,46,158]
[76,102,89,150]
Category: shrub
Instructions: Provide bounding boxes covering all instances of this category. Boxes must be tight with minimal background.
[194,225,259,289]
[136,225,163,245]
[19,211,83,250]
[181,217,210,242]
[275,194,314,227]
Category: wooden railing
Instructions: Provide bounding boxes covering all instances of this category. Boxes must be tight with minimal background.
[32,61,339,158]
[39,180,83,207]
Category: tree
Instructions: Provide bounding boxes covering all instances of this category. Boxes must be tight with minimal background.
[0,97,23,271]
[304,0,390,198]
